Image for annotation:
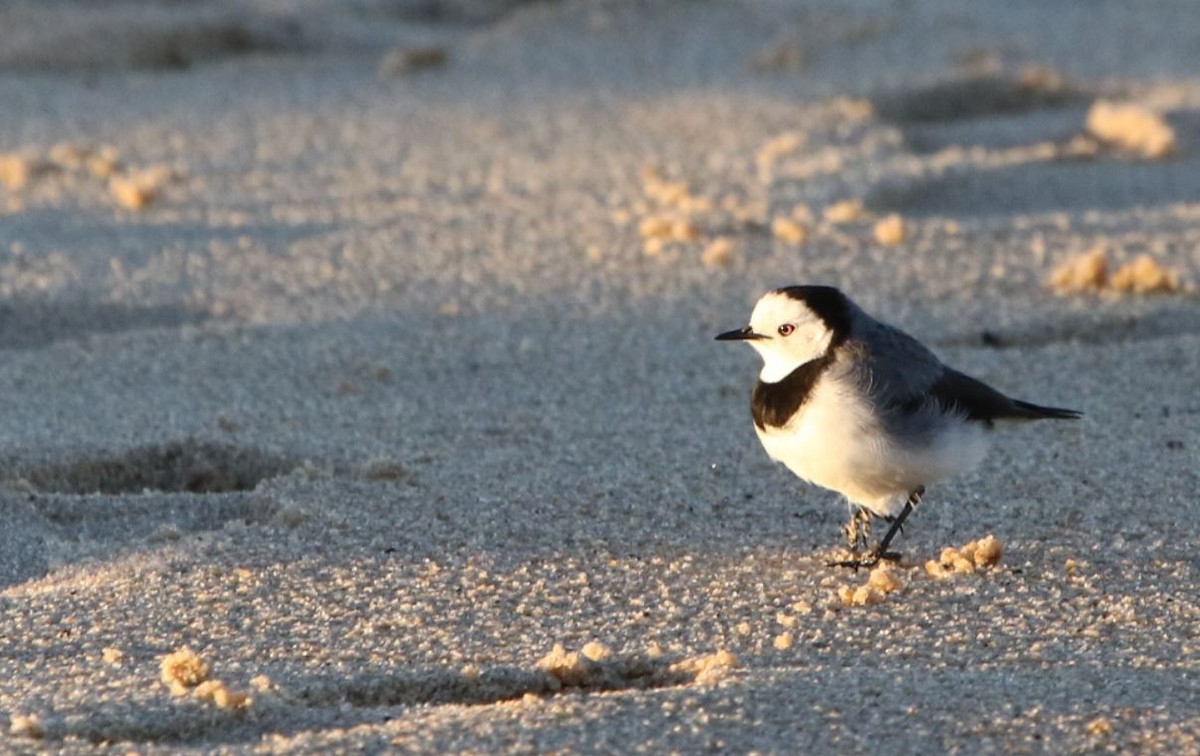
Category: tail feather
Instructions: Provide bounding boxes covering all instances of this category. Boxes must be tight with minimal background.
[1010,399,1082,420]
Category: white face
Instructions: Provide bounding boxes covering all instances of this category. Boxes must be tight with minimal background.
[746,291,835,383]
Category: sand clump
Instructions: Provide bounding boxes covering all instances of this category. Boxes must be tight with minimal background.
[1,141,177,210]
[789,203,815,224]
[0,152,41,190]
[579,640,612,662]
[536,643,736,691]
[2,143,124,188]
[160,648,254,715]
[771,217,809,245]
[110,176,157,210]
[925,535,1004,579]
[537,642,629,689]
[837,584,886,607]
[160,647,252,710]
[701,237,737,268]
[640,166,711,214]
[1087,716,1114,736]
[194,680,252,711]
[1050,248,1108,293]
[638,215,699,243]
[873,214,907,245]
[110,165,174,210]
[46,142,123,178]
[666,650,738,686]
[1110,255,1185,294]
[1085,100,1176,159]
[639,215,700,257]
[49,142,92,171]
[823,537,1007,608]
[632,155,823,261]
[1050,248,1185,295]
[755,131,807,180]
[836,564,908,607]
[635,169,706,253]
[160,647,210,695]
[8,713,45,739]
[824,199,866,224]
[867,563,908,593]
[833,539,1002,603]
[249,675,273,693]
[628,167,723,259]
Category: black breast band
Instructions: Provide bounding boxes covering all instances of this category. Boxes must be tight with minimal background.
[751,354,834,430]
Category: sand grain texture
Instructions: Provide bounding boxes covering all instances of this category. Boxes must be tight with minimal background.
[2,0,1200,752]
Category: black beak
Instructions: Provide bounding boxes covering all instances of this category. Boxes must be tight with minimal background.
[715,326,765,341]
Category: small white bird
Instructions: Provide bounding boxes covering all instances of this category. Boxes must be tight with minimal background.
[717,286,1080,567]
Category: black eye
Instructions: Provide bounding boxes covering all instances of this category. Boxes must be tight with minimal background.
[777,323,795,336]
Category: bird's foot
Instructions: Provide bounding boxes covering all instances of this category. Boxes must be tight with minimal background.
[829,489,923,569]
[826,549,902,571]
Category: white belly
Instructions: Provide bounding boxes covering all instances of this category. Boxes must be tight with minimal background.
[754,378,987,517]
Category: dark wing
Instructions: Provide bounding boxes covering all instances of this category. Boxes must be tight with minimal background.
[926,368,1081,424]
[844,319,945,403]
[837,313,1081,425]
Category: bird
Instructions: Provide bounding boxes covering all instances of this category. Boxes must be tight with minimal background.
[716,285,1080,568]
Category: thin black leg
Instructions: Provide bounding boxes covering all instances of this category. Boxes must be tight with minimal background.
[870,500,914,560]
[829,486,924,570]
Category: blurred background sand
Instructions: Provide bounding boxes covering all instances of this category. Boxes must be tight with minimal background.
[1,1,1198,751]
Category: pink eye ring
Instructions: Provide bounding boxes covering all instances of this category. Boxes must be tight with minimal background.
[777,323,795,336]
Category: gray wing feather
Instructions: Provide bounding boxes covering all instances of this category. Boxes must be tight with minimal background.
[836,313,1081,424]
[837,315,945,405]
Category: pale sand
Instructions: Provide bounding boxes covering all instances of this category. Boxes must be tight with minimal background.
[1,1,1199,752]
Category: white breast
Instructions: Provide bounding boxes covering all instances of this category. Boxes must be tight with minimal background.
[754,376,987,517]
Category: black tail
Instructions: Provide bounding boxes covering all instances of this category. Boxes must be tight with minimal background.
[1010,400,1082,420]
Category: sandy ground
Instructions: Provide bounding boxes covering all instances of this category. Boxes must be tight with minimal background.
[1,0,1199,752]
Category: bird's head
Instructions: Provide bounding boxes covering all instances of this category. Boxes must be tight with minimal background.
[716,286,852,383]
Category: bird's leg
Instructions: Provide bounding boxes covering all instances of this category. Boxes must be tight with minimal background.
[843,507,873,553]
[829,486,924,570]
[870,486,923,562]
